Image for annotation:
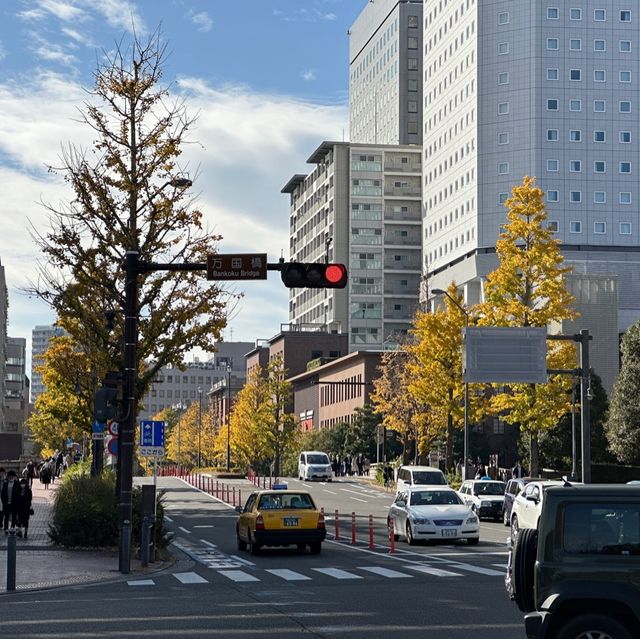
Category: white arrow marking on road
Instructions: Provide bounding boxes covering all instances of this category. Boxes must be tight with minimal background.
[174,572,208,584]
[312,568,363,580]
[266,569,312,581]
[218,570,260,582]
[358,566,413,578]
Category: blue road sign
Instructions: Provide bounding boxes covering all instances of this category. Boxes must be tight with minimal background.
[139,420,165,447]
[92,421,106,433]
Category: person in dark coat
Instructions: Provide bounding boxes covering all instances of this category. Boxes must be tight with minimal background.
[40,463,52,489]
[1,470,20,532]
[16,478,33,539]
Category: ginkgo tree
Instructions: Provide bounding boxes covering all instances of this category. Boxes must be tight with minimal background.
[477,176,578,476]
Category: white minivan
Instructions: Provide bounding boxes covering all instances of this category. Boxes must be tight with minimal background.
[298,451,333,481]
[396,465,447,493]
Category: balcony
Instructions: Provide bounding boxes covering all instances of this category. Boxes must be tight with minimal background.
[384,207,421,222]
[384,160,422,173]
[384,259,421,271]
[384,233,421,246]
[384,186,421,197]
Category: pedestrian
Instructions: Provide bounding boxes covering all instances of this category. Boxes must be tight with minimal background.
[1,470,20,532]
[55,450,64,477]
[488,462,498,480]
[356,452,364,476]
[512,460,524,479]
[16,478,33,539]
[25,460,35,488]
[40,463,52,490]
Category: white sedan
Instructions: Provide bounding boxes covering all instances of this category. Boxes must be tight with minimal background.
[387,486,480,545]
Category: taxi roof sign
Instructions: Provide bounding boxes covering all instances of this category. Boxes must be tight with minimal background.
[272,483,289,490]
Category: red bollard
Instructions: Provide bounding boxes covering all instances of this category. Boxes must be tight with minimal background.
[232,486,236,506]
[335,510,340,540]
[351,512,356,545]
[369,514,375,549]
[215,480,219,498]
[389,517,395,554]
[238,489,242,506]
[226,484,230,503]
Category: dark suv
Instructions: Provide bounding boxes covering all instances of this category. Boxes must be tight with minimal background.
[505,483,640,639]
[502,477,541,527]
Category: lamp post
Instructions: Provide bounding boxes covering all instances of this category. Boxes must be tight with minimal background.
[197,387,203,469]
[431,288,470,480]
[226,365,232,472]
[173,402,186,474]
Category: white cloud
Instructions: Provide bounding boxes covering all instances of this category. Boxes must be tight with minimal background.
[36,0,86,22]
[85,0,145,33]
[301,69,317,82]
[190,11,213,33]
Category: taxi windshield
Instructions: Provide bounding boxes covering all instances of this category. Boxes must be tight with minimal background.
[258,493,315,510]
[307,454,329,465]
[473,482,506,496]
[410,491,462,506]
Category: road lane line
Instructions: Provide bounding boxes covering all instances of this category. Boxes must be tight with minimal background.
[174,572,209,584]
[350,496,367,502]
[164,515,173,522]
[358,566,412,578]
[217,570,261,582]
[312,568,363,580]
[127,579,155,586]
[200,539,217,548]
[178,526,191,534]
[193,525,214,528]
[447,562,504,576]
[340,488,372,497]
[323,489,338,495]
[229,554,256,566]
[406,565,462,577]
[266,569,312,581]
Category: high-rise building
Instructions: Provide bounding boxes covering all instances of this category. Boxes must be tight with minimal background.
[30,324,66,401]
[349,0,423,145]
[4,337,28,434]
[423,1,640,389]
[282,141,422,350]
[0,260,7,431]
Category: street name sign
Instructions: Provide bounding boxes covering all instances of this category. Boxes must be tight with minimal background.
[92,421,106,441]
[206,253,267,280]
[463,326,548,383]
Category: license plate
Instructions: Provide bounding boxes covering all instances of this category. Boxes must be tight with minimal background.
[441,528,457,538]
[283,517,299,527]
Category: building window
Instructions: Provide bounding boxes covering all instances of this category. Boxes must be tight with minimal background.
[547,38,559,50]
[547,7,559,19]
[498,132,509,145]
[594,39,606,51]
[570,160,582,172]
[498,42,509,55]
[620,71,631,83]
[570,191,582,203]
[569,130,582,142]
[620,10,631,22]
[569,99,582,112]
[620,40,631,52]
[570,69,581,81]
[570,221,582,233]
[498,162,509,174]
[570,8,582,20]
[594,191,606,204]
[620,192,632,204]
[594,161,606,173]
[547,68,559,80]
[569,39,582,51]
[498,72,509,85]
[408,79,418,91]
[620,161,632,173]
[594,70,606,82]
[594,130,606,142]
[547,159,559,171]
[620,131,631,143]
[408,58,418,70]
[620,222,632,235]
[594,222,606,234]
[547,190,559,202]
[408,37,418,49]
[408,15,419,27]
[547,129,559,141]
[408,100,418,113]
[620,101,631,113]
[498,102,509,115]
[594,9,606,21]
[547,99,558,111]
[594,100,606,112]
[548,220,559,232]
[407,121,418,134]
[498,12,509,25]
[499,192,508,204]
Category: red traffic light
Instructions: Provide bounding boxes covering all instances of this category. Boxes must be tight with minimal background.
[280,262,348,289]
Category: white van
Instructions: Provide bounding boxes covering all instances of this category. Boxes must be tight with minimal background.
[396,465,447,493]
[298,451,333,481]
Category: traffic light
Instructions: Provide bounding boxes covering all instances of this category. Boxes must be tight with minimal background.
[94,387,118,422]
[280,262,348,289]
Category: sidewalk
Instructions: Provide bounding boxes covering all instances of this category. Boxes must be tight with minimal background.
[0,474,172,593]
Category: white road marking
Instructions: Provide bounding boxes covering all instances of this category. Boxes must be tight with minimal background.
[340,488,372,497]
[492,563,508,569]
[350,496,368,502]
[164,515,173,522]
[127,579,155,586]
[266,569,312,581]
[229,554,256,566]
[200,539,217,548]
[178,526,191,534]
[218,570,261,583]
[447,562,504,576]
[323,490,338,495]
[312,568,363,580]
[173,572,209,584]
[407,565,462,577]
[358,566,412,579]
[193,525,214,528]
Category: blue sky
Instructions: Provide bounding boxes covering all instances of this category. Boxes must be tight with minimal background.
[0,0,364,370]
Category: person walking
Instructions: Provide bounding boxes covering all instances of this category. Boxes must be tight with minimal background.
[512,460,525,479]
[1,470,20,532]
[40,462,52,490]
[16,478,33,539]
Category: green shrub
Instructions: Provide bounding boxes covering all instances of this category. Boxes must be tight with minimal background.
[446,469,462,490]
[62,459,92,481]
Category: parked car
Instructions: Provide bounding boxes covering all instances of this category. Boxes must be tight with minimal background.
[506,482,640,639]
[509,480,567,538]
[396,465,447,493]
[502,477,542,527]
[388,486,479,545]
[458,479,506,521]
[236,489,326,555]
[298,451,333,481]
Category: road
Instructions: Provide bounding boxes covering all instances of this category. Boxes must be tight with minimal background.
[0,476,525,638]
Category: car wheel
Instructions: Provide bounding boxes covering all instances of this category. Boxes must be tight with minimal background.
[406,522,417,545]
[236,528,247,551]
[309,542,321,555]
[503,508,510,527]
[510,514,519,540]
[467,537,479,546]
[509,527,537,613]
[556,615,633,639]
[248,535,261,556]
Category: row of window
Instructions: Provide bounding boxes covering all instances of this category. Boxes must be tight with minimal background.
[546,37,632,52]
[548,221,632,235]
[539,160,633,174]
[500,191,634,205]
[546,7,631,22]
[543,68,634,83]
[545,99,632,113]
[529,130,632,144]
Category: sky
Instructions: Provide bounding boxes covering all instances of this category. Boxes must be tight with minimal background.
[0,0,365,372]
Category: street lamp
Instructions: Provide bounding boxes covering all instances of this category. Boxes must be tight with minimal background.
[431,288,470,480]
[197,387,203,469]
[173,402,187,474]
[226,365,232,472]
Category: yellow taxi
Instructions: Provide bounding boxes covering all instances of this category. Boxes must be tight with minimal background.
[235,487,326,555]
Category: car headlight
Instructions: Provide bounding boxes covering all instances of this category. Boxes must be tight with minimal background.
[466,515,478,524]
[481,500,492,507]
[412,517,432,525]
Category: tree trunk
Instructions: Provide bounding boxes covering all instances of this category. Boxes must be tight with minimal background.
[446,413,454,471]
[529,431,539,477]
